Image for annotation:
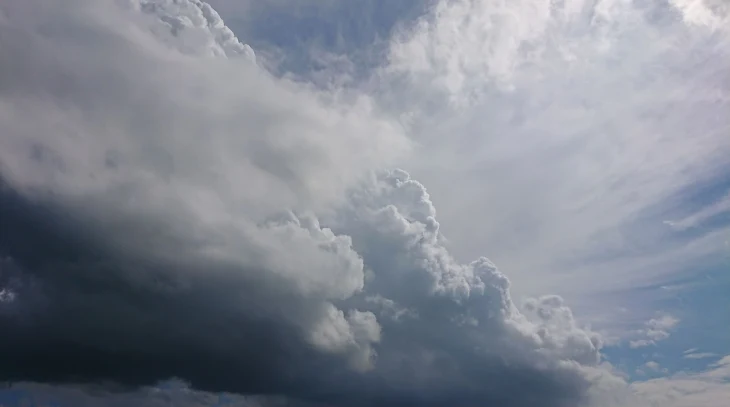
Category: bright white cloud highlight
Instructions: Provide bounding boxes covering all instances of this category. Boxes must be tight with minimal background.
[378,0,730,313]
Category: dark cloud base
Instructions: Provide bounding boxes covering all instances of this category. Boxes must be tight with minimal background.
[0,179,327,399]
[0,177,590,407]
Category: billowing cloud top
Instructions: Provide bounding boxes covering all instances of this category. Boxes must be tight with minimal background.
[0,0,727,407]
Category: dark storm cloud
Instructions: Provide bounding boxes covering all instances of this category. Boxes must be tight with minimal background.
[0,172,596,407]
[0,179,333,397]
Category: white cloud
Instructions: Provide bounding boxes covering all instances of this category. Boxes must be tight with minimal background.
[371,0,730,332]
[643,361,668,374]
[0,0,407,387]
[665,191,730,231]
[0,1,727,407]
[633,355,730,407]
[629,315,679,348]
[684,352,719,360]
[670,0,730,31]
[0,289,15,303]
[132,0,257,60]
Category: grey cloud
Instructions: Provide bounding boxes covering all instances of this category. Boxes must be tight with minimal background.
[633,355,730,407]
[0,0,399,399]
[0,381,286,407]
[0,1,640,407]
[326,170,614,406]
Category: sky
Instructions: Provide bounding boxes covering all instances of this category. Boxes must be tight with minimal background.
[0,0,728,406]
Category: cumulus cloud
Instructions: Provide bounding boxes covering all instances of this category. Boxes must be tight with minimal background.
[325,169,625,405]
[0,1,726,407]
[0,162,626,406]
[639,361,668,376]
[671,0,730,31]
[0,2,627,401]
[0,0,403,398]
[135,0,257,60]
[629,315,680,349]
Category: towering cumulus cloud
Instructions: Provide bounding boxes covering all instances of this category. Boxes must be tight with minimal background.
[1,1,642,406]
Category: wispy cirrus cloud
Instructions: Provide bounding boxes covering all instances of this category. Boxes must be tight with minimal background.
[375,0,730,317]
[684,352,719,360]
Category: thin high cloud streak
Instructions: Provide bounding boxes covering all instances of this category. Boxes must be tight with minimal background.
[380,0,730,305]
[665,191,730,231]
[0,1,631,407]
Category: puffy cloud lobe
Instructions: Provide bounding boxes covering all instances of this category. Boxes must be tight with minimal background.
[629,315,679,349]
[329,170,614,405]
[133,0,257,60]
[523,295,603,366]
[670,0,730,31]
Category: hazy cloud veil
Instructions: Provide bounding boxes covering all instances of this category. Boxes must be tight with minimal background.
[0,0,728,407]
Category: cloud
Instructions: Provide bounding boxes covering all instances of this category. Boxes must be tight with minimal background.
[665,191,730,231]
[0,380,273,407]
[0,0,404,398]
[684,352,719,360]
[134,0,257,60]
[205,0,432,81]
[632,355,730,407]
[640,362,668,375]
[326,169,615,406]
[629,315,679,349]
[670,0,730,30]
[0,1,727,407]
[0,2,629,401]
[375,0,730,314]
